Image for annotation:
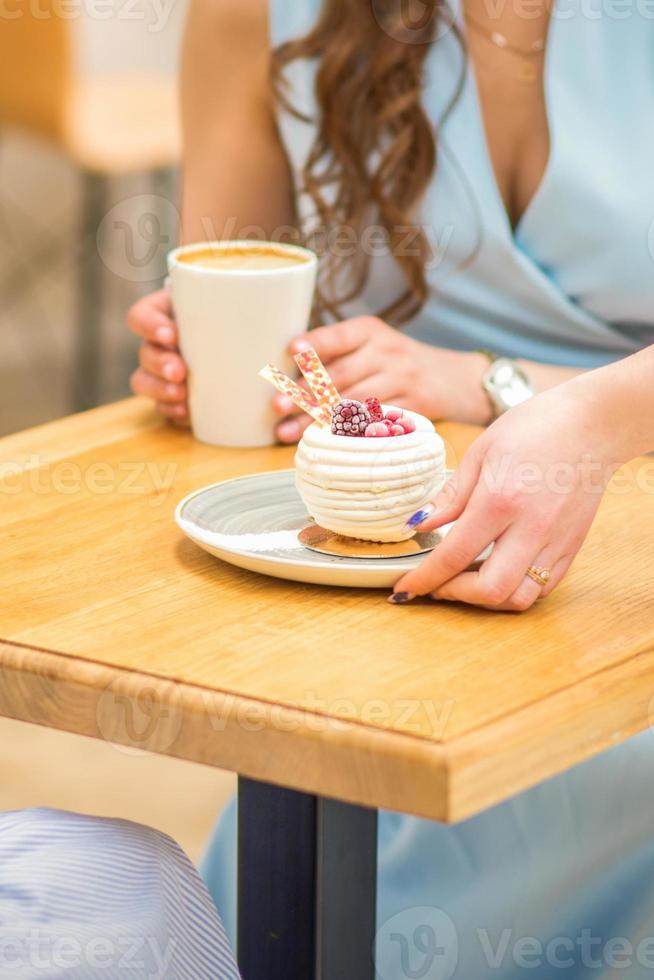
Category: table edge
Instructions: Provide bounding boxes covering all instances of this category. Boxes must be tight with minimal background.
[2,639,653,822]
[0,640,449,820]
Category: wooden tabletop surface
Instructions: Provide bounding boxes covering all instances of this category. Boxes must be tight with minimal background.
[1,398,653,822]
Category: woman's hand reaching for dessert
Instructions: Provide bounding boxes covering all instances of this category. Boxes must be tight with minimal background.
[390,376,627,611]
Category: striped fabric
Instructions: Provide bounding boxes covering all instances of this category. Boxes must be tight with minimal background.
[0,808,241,979]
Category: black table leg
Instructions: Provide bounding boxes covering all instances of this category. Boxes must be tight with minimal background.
[316,796,378,980]
[237,777,378,980]
[237,778,317,979]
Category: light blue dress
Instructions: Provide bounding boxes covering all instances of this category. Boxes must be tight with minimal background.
[203,3,654,978]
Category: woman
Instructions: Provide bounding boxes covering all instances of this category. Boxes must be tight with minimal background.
[129,1,654,975]
[130,0,654,611]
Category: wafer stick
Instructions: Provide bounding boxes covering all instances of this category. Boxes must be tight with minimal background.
[294,347,341,410]
[259,364,330,425]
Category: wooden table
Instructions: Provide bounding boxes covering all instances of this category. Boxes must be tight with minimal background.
[2,398,654,979]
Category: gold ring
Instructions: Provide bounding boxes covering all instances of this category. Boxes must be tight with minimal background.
[526,565,551,588]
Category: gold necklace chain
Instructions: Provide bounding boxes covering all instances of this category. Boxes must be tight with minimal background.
[465,12,547,60]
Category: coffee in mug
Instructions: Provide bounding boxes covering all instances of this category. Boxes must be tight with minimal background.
[167,240,318,447]
[177,245,312,272]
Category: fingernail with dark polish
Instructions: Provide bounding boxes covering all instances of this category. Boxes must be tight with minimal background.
[387,592,416,604]
[406,505,434,529]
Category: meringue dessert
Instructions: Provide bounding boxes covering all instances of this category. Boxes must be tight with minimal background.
[295,398,447,543]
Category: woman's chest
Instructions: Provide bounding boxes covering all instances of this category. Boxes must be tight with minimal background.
[421,14,654,325]
[469,56,550,233]
[464,5,552,232]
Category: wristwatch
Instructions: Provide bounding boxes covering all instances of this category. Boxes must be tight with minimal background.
[478,351,535,418]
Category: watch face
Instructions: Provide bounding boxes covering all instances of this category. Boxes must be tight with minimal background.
[483,358,534,413]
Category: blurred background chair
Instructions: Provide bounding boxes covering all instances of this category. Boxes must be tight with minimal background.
[0,2,181,412]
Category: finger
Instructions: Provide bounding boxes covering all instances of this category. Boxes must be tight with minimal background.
[427,569,540,611]
[430,539,579,612]
[289,317,376,362]
[540,552,576,597]
[340,374,403,406]
[276,413,312,445]
[432,557,549,612]
[323,347,383,393]
[391,500,510,599]
[429,523,552,608]
[272,392,302,417]
[127,289,177,347]
[130,368,187,404]
[405,445,484,532]
[157,401,190,424]
[271,377,312,418]
[500,548,571,611]
[139,343,187,384]
[134,287,172,316]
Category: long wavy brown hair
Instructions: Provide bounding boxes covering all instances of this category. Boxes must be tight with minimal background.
[272,0,463,325]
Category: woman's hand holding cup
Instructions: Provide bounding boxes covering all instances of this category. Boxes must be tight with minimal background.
[276,317,492,443]
[128,289,189,424]
[127,296,489,442]
[127,290,312,442]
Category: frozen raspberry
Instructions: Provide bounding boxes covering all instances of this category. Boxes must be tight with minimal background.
[364,397,383,423]
[389,424,405,436]
[365,421,391,438]
[331,399,371,437]
[398,416,416,434]
[384,407,404,423]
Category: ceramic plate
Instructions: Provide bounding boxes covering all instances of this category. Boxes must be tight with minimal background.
[175,470,493,589]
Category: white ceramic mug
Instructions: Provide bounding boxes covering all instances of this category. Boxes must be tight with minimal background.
[167,240,318,447]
